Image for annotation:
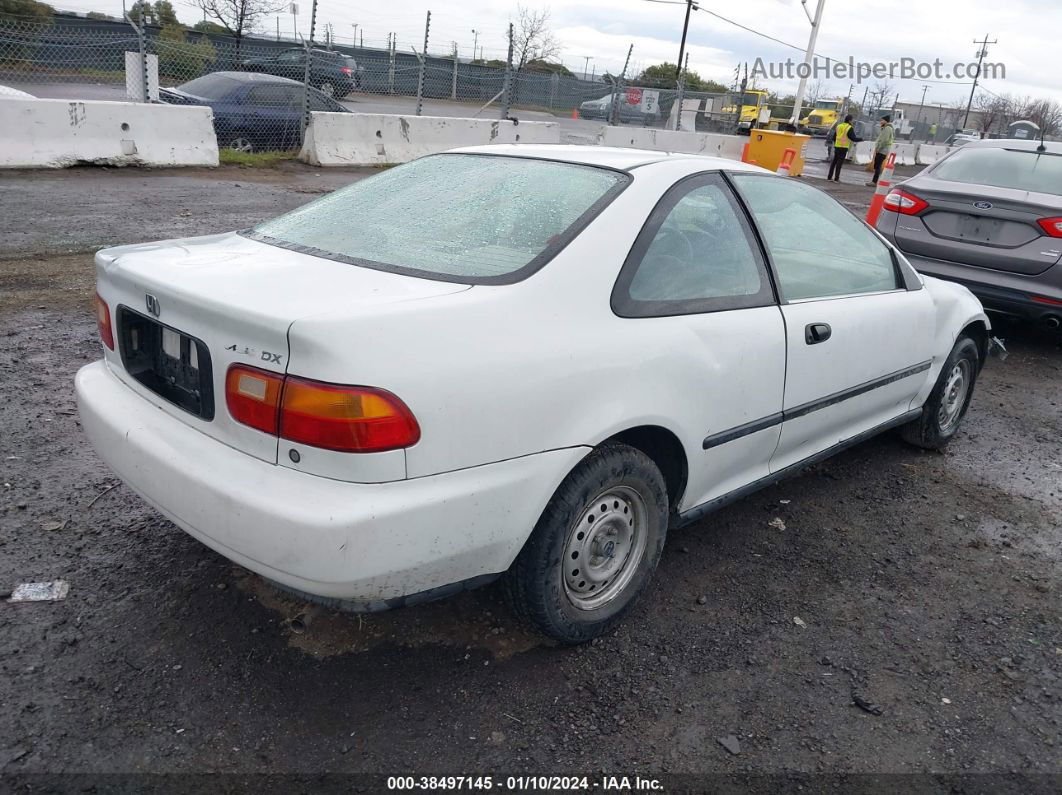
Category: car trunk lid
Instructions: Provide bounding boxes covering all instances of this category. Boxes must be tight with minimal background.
[95,232,469,463]
[893,177,1062,275]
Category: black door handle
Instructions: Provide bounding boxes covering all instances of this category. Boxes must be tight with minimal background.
[805,323,832,344]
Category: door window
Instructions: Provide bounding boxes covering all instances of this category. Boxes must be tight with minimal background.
[247,85,301,109]
[732,174,900,301]
[613,174,773,317]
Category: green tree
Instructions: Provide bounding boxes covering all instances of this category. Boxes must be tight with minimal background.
[157,21,215,80]
[153,1,180,26]
[0,0,54,19]
[192,19,226,34]
[523,59,573,77]
[634,62,727,93]
[85,11,112,20]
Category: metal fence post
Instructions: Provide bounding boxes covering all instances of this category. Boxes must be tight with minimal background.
[415,11,430,116]
[451,42,458,100]
[610,43,632,126]
[672,54,689,131]
[301,0,318,137]
[500,23,513,120]
[388,33,396,95]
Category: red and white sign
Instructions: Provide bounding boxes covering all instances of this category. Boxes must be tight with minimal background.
[625,87,643,106]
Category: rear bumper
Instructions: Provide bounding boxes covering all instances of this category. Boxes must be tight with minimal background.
[901,253,1062,325]
[76,360,588,606]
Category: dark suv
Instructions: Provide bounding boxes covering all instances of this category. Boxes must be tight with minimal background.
[241,48,359,98]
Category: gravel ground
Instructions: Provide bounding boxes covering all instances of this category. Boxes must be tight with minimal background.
[0,163,1059,789]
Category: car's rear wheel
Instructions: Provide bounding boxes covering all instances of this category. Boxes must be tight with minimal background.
[318,80,335,98]
[225,136,255,154]
[902,335,981,450]
[504,443,668,644]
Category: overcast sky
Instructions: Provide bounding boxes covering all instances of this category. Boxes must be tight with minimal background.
[56,0,1062,106]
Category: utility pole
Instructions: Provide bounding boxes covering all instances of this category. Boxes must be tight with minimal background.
[500,22,514,119]
[290,2,297,40]
[916,84,930,141]
[351,23,358,45]
[581,55,593,81]
[471,29,478,61]
[790,0,825,126]
[672,51,690,130]
[675,0,696,80]
[963,33,996,129]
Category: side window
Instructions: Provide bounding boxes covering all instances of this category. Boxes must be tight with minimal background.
[612,174,773,317]
[248,85,301,109]
[731,174,900,301]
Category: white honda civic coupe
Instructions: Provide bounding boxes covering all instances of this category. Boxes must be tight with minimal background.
[77,145,991,644]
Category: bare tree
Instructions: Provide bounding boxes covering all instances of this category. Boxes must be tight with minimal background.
[191,0,285,57]
[1025,99,1062,136]
[806,79,827,105]
[513,4,561,70]
[973,92,1007,135]
[865,80,894,115]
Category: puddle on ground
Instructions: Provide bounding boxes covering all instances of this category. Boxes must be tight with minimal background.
[235,569,545,660]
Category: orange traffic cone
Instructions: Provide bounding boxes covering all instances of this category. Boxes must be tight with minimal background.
[571,107,579,120]
[865,152,897,227]
[775,148,796,176]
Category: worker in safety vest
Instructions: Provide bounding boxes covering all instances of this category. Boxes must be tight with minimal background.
[827,115,862,182]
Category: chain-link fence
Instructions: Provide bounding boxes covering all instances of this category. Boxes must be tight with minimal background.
[0,14,747,153]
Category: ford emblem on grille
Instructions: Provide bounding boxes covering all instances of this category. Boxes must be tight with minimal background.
[145,294,161,317]
[974,201,993,210]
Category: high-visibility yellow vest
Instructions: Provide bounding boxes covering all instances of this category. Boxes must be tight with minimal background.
[835,122,853,149]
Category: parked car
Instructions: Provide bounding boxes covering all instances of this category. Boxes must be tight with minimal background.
[0,84,35,98]
[159,71,348,153]
[945,132,980,147]
[876,138,1062,329]
[241,47,359,98]
[77,146,992,644]
[579,93,659,124]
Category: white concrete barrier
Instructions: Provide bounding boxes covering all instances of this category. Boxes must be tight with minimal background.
[916,144,948,165]
[0,98,218,168]
[599,126,749,161]
[851,141,876,165]
[300,113,561,166]
[893,143,918,166]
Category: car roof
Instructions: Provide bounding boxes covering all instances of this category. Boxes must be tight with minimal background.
[205,70,305,86]
[959,137,1062,154]
[449,144,765,173]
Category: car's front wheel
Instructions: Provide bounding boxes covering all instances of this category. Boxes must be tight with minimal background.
[504,443,668,644]
[225,136,255,154]
[902,334,981,450]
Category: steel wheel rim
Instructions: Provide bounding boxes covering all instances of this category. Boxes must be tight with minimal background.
[938,360,971,432]
[228,137,253,153]
[562,486,647,611]
[319,82,335,97]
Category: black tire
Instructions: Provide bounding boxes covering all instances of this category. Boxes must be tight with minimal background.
[902,335,981,450]
[504,443,668,644]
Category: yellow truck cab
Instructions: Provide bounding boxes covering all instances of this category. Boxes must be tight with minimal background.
[723,89,771,132]
[800,98,845,137]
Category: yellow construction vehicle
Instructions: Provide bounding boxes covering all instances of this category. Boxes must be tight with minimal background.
[722,89,771,133]
[799,98,846,137]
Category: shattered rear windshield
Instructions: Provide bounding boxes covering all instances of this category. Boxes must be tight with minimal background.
[248,154,629,283]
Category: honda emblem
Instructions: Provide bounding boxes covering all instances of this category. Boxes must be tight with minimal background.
[145,294,161,317]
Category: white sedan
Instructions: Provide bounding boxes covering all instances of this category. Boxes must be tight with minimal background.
[77,145,991,644]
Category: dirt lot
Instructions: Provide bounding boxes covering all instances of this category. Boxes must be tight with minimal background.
[0,164,1059,789]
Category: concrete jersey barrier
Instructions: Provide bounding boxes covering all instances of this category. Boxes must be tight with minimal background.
[916,144,948,165]
[850,141,876,165]
[300,113,561,166]
[0,98,218,168]
[599,126,747,161]
[893,142,918,166]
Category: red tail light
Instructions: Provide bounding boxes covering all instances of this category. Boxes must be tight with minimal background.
[95,293,114,350]
[1036,217,1062,238]
[226,365,283,435]
[340,66,353,75]
[883,189,929,215]
[225,366,420,453]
